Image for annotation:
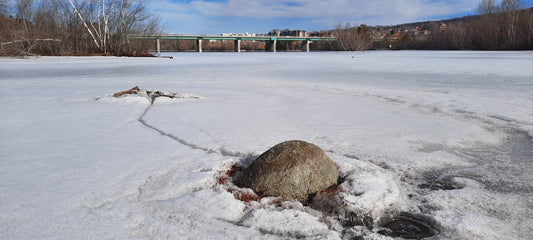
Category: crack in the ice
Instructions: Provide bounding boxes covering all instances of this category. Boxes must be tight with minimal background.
[373,94,532,138]
[300,83,530,139]
[137,104,255,160]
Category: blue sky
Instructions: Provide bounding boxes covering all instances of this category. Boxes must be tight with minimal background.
[150,0,533,35]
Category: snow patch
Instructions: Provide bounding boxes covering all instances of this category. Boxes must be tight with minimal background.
[311,156,405,226]
[423,188,533,239]
[154,188,246,222]
[240,208,332,238]
[339,170,404,220]
[97,94,151,105]
[97,88,201,106]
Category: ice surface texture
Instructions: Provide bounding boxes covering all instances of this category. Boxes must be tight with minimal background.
[1,51,532,239]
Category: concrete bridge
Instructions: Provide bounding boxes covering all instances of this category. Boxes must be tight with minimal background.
[128,35,336,54]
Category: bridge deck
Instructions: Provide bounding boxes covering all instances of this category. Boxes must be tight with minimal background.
[128,35,336,53]
[129,35,336,41]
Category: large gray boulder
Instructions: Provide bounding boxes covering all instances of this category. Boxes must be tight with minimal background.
[237,140,338,203]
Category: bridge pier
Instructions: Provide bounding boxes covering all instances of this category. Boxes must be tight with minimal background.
[234,40,241,52]
[302,40,310,52]
[269,40,277,52]
[156,38,161,55]
[197,39,202,52]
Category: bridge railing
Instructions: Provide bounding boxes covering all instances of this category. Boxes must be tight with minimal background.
[128,35,336,42]
[127,34,336,53]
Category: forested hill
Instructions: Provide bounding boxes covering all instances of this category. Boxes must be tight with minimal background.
[367,7,533,50]
[327,6,533,51]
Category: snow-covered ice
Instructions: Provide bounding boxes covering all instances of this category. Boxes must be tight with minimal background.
[1,51,532,239]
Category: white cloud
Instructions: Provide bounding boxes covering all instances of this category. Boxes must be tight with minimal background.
[181,0,480,23]
[150,0,482,33]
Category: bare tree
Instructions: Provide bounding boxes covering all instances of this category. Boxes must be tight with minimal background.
[12,0,36,55]
[477,0,499,15]
[501,0,524,12]
[58,0,160,55]
[68,0,101,50]
[0,0,9,16]
[501,0,525,48]
[333,23,372,51]
[16,0,33,19]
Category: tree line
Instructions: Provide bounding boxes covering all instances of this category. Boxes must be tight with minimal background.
[372,0,533,50]
[0,0,161,56]
[326,0,532,51]
[1,0,531,56]
[328,23,373,51]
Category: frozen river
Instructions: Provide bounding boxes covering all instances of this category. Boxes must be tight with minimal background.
[1,51,532,239]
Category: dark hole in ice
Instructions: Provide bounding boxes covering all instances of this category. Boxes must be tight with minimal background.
[378,213,437,239]
[418,176,467,191]
[419,129,533,193]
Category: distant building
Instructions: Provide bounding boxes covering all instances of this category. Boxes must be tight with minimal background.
[221,32,256,37]
[267,29,308,37]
